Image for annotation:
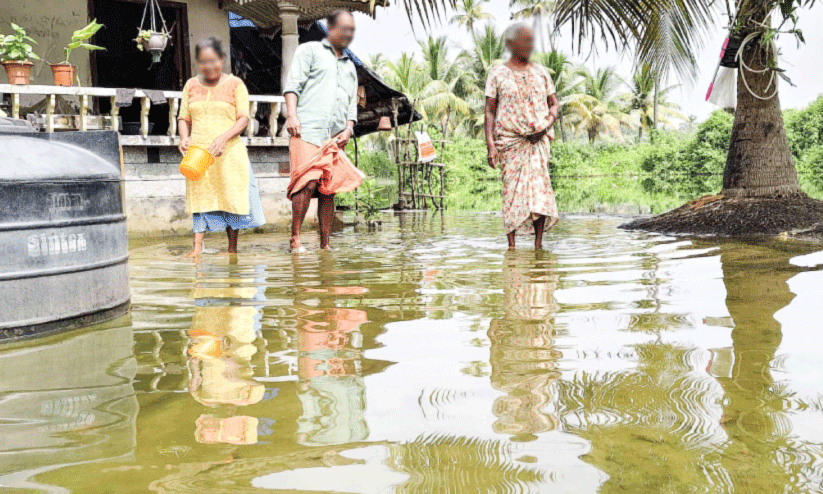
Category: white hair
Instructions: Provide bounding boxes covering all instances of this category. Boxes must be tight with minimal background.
[504,22,532,43]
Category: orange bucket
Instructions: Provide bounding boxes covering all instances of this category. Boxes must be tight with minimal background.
[180,145,215,181]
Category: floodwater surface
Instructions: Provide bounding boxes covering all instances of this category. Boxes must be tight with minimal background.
[3,213,823,493]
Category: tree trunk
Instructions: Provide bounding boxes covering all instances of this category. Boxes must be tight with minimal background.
[558,111,567,142]
[638,122,643,144]
[653,84,658,130]
[651,74,659,145]
[721,9,801,198]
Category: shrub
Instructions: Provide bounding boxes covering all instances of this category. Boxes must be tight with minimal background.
[678,110,733,176]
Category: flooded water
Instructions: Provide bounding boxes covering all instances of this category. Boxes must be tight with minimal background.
[4,213,823,493]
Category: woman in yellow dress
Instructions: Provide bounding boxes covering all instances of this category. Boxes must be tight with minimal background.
[178,37,266,257]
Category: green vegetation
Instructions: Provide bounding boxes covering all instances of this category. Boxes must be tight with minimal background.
[0,23,40,62]
[345,97,823,214]
[58,20,104,65]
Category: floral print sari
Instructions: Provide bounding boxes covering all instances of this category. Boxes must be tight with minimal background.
[485,64,560,235]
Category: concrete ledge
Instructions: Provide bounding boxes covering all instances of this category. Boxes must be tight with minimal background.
[122,143,304,234]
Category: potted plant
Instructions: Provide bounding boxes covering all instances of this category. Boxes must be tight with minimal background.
[135,29,169,63]
[0,23,40,85]
[49,20,104,86]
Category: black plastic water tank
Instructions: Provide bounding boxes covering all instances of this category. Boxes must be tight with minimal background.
[0,119,130,338]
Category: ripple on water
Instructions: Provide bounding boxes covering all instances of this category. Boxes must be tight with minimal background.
[4,214,823,493]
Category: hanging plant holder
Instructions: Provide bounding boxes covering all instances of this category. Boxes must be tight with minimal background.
[135,0,171,64]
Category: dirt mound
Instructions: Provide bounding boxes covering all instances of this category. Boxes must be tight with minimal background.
[620,194,823,236]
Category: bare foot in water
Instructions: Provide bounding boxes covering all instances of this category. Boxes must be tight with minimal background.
[183,245,203,258]
[184,233,206,258]
[290,236,306,253]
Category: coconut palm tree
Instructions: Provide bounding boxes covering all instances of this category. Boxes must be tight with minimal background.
[469,25,505,92]
[565,66,635,144]
[366,53,388,73]
[510,0,557,52]
[381,52,425,100]
[417,36,476,138]
[449,0,494,33]
[457,26,506,138]
[401,0,823,234]
[553,0,821,233]
[624,63,686,142]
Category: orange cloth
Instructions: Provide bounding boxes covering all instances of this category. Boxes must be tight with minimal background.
[287,137,365,199]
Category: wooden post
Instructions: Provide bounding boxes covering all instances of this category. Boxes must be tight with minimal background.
[79,95,88,131]
[110,96,120,132]
[11,93,19,119]
[439,141,446,210]
[269,102,280,137]
[140,97,151,138]
[246,101,258,137]
[168,98,179,137]
[45,94,55,133]
[392,99,403,209]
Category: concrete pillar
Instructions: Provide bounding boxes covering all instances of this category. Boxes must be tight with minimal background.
[280,2,300,97]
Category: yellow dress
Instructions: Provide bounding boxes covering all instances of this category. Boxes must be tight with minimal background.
[178,75,251,215]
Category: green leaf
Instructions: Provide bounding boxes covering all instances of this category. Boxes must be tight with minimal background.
[81,43,105,51]
[777,70,796,87]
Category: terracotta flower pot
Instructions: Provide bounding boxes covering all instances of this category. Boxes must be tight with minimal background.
[2,61,33,85]
[50,64,76,86]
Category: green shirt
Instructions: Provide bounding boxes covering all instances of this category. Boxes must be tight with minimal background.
[284,38,359,147]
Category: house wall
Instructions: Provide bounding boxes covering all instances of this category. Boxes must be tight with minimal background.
[0,0,231,87]
[122,144,302,234]
[0,0,93,86]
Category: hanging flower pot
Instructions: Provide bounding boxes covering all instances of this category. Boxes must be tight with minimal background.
[3,61,34,85]
[50,63,76,86]
[136,30,168,51]
[135,0,172,65]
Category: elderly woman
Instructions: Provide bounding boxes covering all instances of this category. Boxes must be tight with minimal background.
[178,37,266,257]
[485,23,561,251]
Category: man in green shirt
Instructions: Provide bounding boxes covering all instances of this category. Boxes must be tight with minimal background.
[284,10,358,253]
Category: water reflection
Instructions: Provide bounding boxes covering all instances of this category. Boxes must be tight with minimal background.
[187,261,266,446]
[715,243,796,492]
[293,255,369,446]
[0,320,137,492]
[7,215,823,493]
[489,252,561,440]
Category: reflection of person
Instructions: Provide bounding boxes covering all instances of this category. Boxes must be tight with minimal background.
[489,253,560,440]
[187,264,267,445]
[485,23,561,251]
[177,37,266,257]
[290,255,368,445]
[284,11,359,252]
[294,307,368,446]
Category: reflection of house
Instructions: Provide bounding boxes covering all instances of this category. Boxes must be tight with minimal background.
[0,0,417,232]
